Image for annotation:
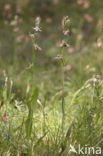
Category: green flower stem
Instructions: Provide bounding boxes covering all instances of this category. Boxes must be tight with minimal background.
[32,39,36,87]
[13,34,17,65]
[61,34,66,135]
[61,47,65,135]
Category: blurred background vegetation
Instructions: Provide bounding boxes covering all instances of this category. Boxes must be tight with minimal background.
[0,0,103,97]
[0,1,103,155]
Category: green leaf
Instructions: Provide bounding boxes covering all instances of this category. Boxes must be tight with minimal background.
[31,87,39,111]
[25,87,39,138]
[25,117,32,138]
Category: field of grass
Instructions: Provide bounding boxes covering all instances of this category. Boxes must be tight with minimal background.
[0,1,103,156]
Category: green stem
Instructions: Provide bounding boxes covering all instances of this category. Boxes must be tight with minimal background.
[62,48,64,94]
[61,47,65,135]
[13,35,17,66]
[32,40,36,87]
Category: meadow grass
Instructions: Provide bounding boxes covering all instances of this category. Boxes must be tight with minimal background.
[0,16,103,156]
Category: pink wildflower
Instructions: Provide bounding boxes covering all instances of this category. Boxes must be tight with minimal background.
[63,30,70,36]
[29,34,35,38]
[3,111,8,123]
[84,14,94,23]
[67,47,74,54]
[4,4,11,11]
[16,5,22,14]
[59,40,69,48]
[97,39,102,47]
[55,54,62,60]
[7,13,12,19]
[34,44,42,51]
[33,27,41,32]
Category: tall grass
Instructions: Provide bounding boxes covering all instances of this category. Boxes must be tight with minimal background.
[0,17,103,156]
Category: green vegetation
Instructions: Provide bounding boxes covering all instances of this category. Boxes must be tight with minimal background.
[0,0,103,155]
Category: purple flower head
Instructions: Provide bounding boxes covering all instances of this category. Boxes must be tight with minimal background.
[38,46,42,51]
[59,40,69,48]
[55,54,62,60]
[59,40,65,47]
[33,27,41,32]
[63,30,70,36]
[34,44,42,51]
[30,34,35,38]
